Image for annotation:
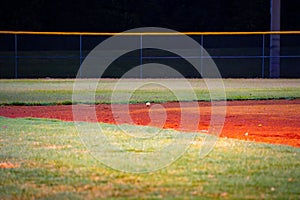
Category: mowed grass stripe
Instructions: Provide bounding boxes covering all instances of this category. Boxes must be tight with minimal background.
[0,79,300,105]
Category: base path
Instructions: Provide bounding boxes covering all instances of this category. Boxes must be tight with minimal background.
[0,99,299,148]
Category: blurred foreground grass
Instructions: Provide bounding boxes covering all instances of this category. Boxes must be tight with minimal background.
[0,117,299,199]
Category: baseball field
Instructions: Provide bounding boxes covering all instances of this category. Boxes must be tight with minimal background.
[0,78,299,199]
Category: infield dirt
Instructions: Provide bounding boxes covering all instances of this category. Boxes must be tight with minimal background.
[0,99,299,147]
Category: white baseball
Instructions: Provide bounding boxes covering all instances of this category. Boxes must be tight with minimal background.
[146,102,151,107]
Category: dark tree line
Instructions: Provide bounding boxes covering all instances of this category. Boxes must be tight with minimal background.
[0,0,299,32]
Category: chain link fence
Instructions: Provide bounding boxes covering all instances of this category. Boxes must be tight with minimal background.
[0,31,299,78]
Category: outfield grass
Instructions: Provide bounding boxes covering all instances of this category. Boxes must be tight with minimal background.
[0,78,300,105]
[0,117,299,199]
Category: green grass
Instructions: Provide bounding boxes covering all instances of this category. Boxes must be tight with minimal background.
[0,117,299,199]
[0,78,300,105]
[0,78,300,199]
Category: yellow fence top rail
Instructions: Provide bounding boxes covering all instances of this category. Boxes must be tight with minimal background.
[0,30,300,36]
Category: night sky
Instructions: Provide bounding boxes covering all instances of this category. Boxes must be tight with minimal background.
[0,0,299,32]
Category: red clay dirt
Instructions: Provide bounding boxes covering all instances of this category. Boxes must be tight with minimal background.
[0,99,299,148]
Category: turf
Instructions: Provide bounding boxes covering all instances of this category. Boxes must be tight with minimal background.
[0,117,299,199]
[1,78,300,199]
[0,78,300,105]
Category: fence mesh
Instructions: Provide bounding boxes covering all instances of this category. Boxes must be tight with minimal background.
[0,31,300,78]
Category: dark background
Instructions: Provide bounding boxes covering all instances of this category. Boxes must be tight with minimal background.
[0,0,300,78]
[0,0,300,32]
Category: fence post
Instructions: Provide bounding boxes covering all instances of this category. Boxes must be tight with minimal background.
[200,35,204,77]
[139,34,143,79]
[262,34,265,78]
[79,35,82,78]
[14,34,18,78]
